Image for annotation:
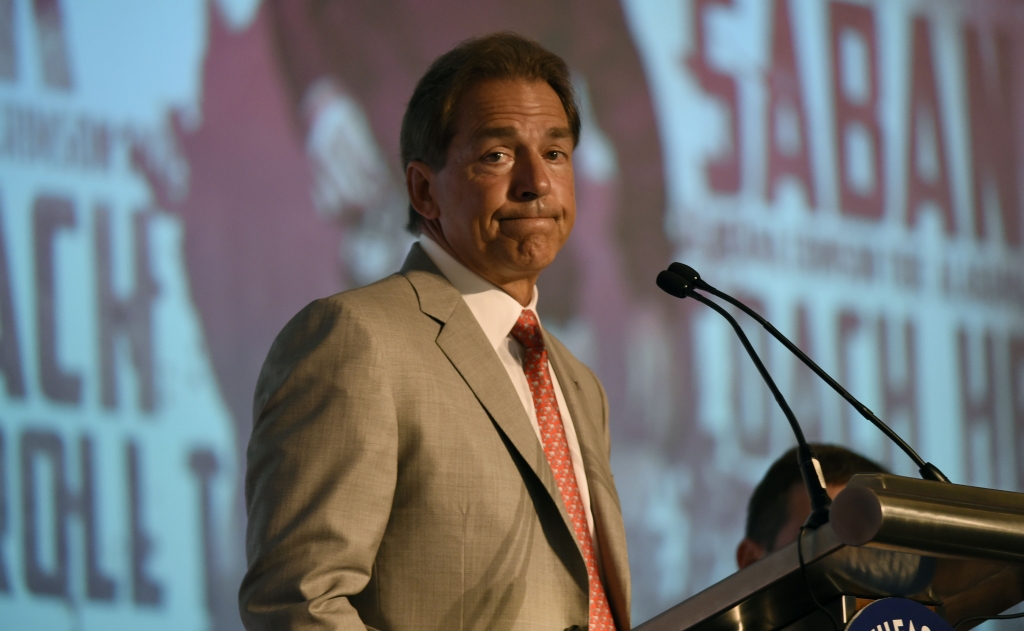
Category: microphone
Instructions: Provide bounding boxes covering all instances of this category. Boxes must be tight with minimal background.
[656,270,833,529]
[663,263,950,484]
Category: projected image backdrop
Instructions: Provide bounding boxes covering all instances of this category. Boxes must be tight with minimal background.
[0,0,1021,628]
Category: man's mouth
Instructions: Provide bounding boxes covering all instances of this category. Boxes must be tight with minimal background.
[498,216,557,237]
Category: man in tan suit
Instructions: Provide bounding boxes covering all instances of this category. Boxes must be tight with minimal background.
[240,34,630,630]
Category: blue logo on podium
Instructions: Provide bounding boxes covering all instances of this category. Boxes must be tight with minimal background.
[846,598,953,631]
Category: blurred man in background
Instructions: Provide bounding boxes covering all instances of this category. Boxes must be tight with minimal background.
[736,444,887,569]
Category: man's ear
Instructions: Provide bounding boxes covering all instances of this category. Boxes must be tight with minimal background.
[736,538,766,570]
[406,161,440,221]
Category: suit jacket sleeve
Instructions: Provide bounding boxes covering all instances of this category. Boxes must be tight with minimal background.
[239,296,393,631]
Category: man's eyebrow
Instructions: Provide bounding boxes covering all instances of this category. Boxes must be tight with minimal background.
[471,126,574,141]
[547,126,572,140]
[473,126,517,141]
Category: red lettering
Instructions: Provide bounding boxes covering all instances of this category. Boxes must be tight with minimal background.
[965,25,1021,248]
[789,304,822,441]
[0,0,14,81]
[878,317,919,469]
[830,2,884,220]
[835,310,859,443]
[32,0,73,89]
[0,194,25,398]
[1012,336,1024,489]
[686,0,742,194]
[188,449,218,614]
[127,440,162,605]
[0,0,73,87]
[906,17,955,235]
[94,208,158,412]
[765,0,816,207]
[0,428,8,591]
[731,292,771,454]
[33,195,81,404]
[21,430,68,596]
[958,328,998,486]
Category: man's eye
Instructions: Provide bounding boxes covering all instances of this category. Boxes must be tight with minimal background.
[483,152,507,163]
[546,150,567,160]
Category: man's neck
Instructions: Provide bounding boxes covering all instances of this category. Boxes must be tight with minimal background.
[419,227,537,307]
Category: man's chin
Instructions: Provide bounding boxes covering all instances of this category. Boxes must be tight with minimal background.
[512,236,564,269]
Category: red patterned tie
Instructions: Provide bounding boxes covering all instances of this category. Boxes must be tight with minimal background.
[510,309,616,631]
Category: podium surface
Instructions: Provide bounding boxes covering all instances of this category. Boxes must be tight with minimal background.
[635,474,1024,631]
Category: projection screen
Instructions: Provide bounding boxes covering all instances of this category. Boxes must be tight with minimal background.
[0,0,1022,628]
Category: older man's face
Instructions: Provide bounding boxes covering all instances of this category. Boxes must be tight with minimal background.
[427,79,576,287]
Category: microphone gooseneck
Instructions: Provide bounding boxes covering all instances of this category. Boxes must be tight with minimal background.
[659,264,946,485]
[658,267,832,529]
[666,263,949,484]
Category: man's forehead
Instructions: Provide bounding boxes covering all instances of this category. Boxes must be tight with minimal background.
[451,79,569,132]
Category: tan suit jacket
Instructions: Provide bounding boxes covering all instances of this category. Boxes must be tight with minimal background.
[240,244,630,630]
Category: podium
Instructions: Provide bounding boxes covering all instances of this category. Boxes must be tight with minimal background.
[635,473,1024,630]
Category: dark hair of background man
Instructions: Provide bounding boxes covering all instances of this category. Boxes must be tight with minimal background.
[399,31,581,233]
[745,444,886,552]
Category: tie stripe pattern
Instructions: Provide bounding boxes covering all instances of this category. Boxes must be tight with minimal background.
[510,309,616,631]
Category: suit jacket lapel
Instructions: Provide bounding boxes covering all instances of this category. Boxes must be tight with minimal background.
[400,245,580,553]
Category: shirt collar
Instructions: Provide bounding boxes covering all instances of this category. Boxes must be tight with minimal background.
[419,236,539,349]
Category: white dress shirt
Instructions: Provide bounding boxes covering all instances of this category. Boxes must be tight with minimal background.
[419,237,596,538]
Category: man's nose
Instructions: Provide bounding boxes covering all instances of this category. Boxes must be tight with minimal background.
[510,152,551,202]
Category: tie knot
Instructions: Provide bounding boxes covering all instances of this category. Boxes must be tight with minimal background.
[510,310,544,349]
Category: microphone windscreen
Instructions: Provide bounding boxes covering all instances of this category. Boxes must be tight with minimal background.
[656,270,692,299]
[668,262,702,284]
